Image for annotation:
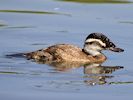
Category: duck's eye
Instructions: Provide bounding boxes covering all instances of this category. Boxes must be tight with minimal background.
[88,42,93,44]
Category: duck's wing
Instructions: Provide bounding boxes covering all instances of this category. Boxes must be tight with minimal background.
[25,44,87,62]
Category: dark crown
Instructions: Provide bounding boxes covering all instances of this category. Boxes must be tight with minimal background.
[86,33,116,48]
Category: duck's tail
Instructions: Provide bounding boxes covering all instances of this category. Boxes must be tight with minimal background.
[5,53,26,58]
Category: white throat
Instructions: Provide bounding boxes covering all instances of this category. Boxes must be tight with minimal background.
[83,45,102,56]
[85,48,101,56]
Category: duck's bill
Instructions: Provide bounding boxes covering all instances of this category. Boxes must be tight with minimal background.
[109,47,124,52]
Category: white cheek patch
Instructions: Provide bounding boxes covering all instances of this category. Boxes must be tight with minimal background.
[85,38,106,47]
[84,46,101,56]
[89,45,101,50]
[84,45,101,56]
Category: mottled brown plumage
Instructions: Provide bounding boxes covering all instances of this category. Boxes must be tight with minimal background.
[24,33,124,64]
[25,44,106,63]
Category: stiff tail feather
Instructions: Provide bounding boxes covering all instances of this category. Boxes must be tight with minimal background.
[5,53,26,58]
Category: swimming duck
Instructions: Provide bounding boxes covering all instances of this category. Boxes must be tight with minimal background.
[25,33,124,63]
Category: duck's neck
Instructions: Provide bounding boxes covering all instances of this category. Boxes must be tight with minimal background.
[82,48,101,56]
[82,49,106,63]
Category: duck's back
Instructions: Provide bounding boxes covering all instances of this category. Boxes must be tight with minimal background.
[26,44,91,62]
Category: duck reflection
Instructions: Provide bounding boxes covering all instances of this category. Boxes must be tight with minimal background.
[36,60,85,71]
[35,59,124,85]
[84,63,123,85]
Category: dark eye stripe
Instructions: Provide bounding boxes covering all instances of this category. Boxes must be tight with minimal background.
[85,42,93,45]
[85,41,105,48]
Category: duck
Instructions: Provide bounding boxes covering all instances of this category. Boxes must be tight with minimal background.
[24,33,124,64]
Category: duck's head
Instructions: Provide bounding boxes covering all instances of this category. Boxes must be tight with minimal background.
[83,33,124,56]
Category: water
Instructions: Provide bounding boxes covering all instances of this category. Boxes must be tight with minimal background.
[0,0,133,100]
